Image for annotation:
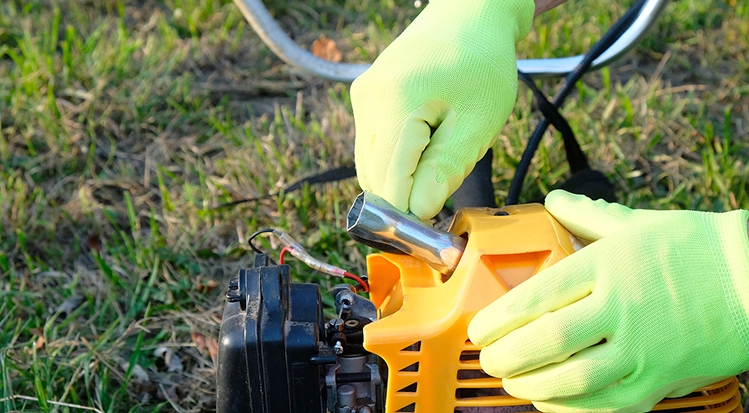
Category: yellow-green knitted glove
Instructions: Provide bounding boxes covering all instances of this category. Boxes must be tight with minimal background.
[350,0,535,220]
[467,190,749,413]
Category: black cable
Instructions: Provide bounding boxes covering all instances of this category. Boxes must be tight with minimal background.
[213,165,355,210]
[506,0,648,205]
[248,228,275,254]
[518,71,589,174]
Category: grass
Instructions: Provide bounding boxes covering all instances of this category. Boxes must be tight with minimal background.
[0,0,747,411]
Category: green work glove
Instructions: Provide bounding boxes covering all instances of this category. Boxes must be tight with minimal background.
[467,190,749,413]
[351,0,535,220]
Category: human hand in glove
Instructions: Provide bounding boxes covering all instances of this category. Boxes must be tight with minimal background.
[351,0,535,220]
[467,190,749,413]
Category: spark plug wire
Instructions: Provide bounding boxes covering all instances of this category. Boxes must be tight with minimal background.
[272,229,369,292]
[249,228,369,292]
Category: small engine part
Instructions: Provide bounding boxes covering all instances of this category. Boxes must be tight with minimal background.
[217,254,382,413]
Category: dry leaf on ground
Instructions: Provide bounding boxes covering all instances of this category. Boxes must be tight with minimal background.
[207,336,219,364]
[197,279,219,294]
[191,331,207,352]
[192,330,218,364]
[311,34,342,63]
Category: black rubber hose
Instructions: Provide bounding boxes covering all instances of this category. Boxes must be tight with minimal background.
[505,0,648,205]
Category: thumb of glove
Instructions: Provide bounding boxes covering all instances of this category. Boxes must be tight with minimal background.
[544,190,665,241]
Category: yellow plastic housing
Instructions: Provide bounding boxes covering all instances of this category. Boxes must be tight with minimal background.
[362,204,741,413]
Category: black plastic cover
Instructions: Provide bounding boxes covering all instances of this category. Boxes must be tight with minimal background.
[217,254,326,413]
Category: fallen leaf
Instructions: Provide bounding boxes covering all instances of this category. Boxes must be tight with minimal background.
[87,234,102,252]
[207,337,219,364]
[311,35,342,63]
[35,336,46,350]
[192,331,218,363]
[197,279,219,294]
[191,331,207,353]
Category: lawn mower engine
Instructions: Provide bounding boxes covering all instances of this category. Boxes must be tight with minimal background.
[217,192,742,413]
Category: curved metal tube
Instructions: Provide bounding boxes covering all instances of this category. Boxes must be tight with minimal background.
[232,0,369,82]
[234,0,668,82]
[519,0,669,77]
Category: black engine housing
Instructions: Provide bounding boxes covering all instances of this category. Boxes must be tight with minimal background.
[217,253,327,413]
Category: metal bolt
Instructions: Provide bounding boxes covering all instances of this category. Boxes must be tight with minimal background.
[334,341,344,355]
[339,292,354,309]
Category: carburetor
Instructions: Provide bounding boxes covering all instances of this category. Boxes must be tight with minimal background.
[217,251,383,413]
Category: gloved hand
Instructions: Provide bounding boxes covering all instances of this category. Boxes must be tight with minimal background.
[467,190,749,413]
[351,0,535,220]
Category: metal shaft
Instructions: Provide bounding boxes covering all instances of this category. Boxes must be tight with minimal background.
[233,0,668,82]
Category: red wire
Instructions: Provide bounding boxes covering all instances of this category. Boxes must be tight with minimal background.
[344,271,369,293]
[279,246,292,265]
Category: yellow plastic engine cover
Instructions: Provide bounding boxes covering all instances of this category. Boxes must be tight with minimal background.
[362,204,741,413]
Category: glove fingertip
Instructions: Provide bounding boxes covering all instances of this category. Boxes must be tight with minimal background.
[467,314,491,347]
[479,352,506,379]
[500,376,532,400]
[409,179,451,220]
[468,301,513,347]
[544,189,588,215]
[380,186,411,215]
[545,190,632,240]
[409,199,443,221]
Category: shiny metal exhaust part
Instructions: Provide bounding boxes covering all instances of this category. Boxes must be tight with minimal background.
[347,192,466,275]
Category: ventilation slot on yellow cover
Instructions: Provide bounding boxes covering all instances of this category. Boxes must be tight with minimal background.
[398,383,418,393]
[400,362,419,373]
[396,403,416,412]
[455,341,534,412]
